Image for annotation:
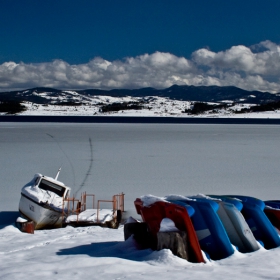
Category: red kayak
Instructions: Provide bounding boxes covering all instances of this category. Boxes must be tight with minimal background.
[134,198,205,263]
[264,208,280,233]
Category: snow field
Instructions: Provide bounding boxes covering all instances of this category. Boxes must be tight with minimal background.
[1,223,280,280]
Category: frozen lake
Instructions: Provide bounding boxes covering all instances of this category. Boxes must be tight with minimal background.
[1,122,280,219]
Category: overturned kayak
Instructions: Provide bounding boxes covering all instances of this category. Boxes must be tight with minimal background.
[226,195,280,249]
[206,195,259,253]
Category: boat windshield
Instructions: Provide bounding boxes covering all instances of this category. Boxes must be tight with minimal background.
[38,179,65,197]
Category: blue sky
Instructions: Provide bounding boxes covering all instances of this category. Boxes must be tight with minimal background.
[1,0,280,92]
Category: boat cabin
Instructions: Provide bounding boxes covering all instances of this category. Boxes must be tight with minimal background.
[35,174,70,199]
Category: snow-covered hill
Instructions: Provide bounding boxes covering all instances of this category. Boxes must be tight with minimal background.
[17,98,280,118]
[1,86,280,118]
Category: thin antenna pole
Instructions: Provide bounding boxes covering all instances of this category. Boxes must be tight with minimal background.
[55,166,62,180]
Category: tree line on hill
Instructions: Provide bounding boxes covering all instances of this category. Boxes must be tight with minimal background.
[0,101,26,114]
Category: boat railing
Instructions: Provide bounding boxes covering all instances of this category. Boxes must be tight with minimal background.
[82,193,95,211]
[96,193,124,222]
[62,192,125,224]
[114,193,125,212]
[62,192,91,223]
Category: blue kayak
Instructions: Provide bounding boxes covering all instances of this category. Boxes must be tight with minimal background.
[167,197,234,260]
[172,200,195,217]
[209,195,243,211]
[265,200,280,210]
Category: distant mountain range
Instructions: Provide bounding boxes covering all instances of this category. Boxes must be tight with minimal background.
[1,85,280,104]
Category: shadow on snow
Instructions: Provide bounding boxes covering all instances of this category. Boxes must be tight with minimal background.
[0,211,19,229]
[56,238,153,262]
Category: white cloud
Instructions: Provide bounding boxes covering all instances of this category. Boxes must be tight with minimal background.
[1,41,280,93]
[192,41,280,79]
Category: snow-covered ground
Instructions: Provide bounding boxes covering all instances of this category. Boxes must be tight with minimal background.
[1,218,280,280]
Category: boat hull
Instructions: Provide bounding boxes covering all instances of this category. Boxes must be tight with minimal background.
[19,193,64,230]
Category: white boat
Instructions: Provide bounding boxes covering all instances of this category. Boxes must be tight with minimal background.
[19,169,125,230]
[19,170,71,230]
